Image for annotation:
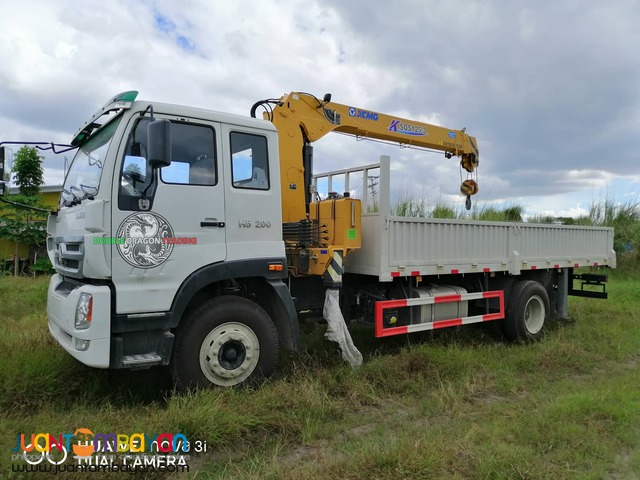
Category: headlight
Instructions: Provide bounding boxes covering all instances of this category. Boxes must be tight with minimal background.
[75,293,93,330]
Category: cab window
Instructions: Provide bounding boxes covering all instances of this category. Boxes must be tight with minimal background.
[162,123,216,186]
[119,117,154,210]
[230,132,269,190]
[118,119,217,211]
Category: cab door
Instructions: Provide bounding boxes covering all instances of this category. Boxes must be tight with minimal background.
[111,116,226,314]
[221,124,283,263]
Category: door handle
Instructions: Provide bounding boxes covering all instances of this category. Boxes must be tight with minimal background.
[200,221,225,228]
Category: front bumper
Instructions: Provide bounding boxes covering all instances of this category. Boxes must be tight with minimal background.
[47,274,111,368]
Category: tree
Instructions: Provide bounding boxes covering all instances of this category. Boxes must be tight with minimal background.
[12,146,44,196]
[0,146,47,275]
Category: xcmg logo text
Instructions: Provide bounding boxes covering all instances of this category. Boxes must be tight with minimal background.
[348,107,379,121]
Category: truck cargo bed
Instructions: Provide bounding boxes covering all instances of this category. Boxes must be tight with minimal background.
[314,156,616,281]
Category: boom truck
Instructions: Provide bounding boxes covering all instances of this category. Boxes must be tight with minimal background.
[44,91,615,388]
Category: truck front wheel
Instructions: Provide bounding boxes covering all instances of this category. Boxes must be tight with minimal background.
[172,296,279,388]
[503,280,549,342]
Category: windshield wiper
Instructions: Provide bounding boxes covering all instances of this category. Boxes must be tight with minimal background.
[61,188,75,207]
[67,186,83,206]
[87,152,103,168]
[61,185,97,208]
[80,184,98,198]
[71,185,98,205]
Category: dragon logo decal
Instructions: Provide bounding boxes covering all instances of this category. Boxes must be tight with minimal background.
[116,212,174,268]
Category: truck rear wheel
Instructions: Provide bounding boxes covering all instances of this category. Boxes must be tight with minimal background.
[172,296,279,389]
[503,280,549,342]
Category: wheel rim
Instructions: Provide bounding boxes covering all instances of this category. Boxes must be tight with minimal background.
[199,322,260,386]
[524,295,545,334]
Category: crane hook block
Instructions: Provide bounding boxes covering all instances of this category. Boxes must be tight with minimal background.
[460,154,478,173]
[460,179,478,197]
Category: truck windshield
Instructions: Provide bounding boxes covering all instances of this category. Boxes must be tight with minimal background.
[60,116,122,207]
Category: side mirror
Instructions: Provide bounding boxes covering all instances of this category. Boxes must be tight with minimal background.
[147,119,172,168]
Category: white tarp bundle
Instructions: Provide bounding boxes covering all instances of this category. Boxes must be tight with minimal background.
[323,288,363,368]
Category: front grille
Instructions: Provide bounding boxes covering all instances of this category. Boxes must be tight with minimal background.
[53,236,85,278]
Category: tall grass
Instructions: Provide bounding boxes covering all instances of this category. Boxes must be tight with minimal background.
[388,192,526,222]
[585,197,640,254]
[1,272,640,479]
[389,191,430,217]
[471,203,524,222]
[532,196,640,260]
[388,193,527,222]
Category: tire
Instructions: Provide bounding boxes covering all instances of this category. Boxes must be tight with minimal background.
[503,280,550,342]
[171,296,279,389]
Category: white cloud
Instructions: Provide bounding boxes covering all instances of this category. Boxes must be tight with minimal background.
[0,0,638,216]
[535,205,590,220]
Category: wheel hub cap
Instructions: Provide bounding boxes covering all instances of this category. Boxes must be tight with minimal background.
[200,322,260,386]
[524,295,545,334]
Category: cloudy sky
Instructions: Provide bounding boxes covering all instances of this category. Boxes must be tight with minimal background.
[1,0,638,217]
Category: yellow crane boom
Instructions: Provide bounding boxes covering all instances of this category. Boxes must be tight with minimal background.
[251,91,480,280]
[252,91,479,223]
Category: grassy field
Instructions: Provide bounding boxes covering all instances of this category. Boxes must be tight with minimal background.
[1,262,639,479]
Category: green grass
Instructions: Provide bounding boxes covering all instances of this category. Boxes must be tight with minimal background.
[1,265,640,479]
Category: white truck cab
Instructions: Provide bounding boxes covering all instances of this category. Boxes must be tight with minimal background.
[47,92,299,386]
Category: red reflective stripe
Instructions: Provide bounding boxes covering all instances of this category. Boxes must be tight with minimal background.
[554,264,560,269]
[483,268,491,272]
[451,269,459,274]
[433,318,462,329]
[391,272,400,277]
[481,290,505,320]
[375,290,506,338]
[411,271,420,276]
[574,263,579,268]
[594,262,599,267]
[375,299,408,337]
[434,294,462,303]
[377,325,409,337]
[531,266,537,270]
[378,299,409,309]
